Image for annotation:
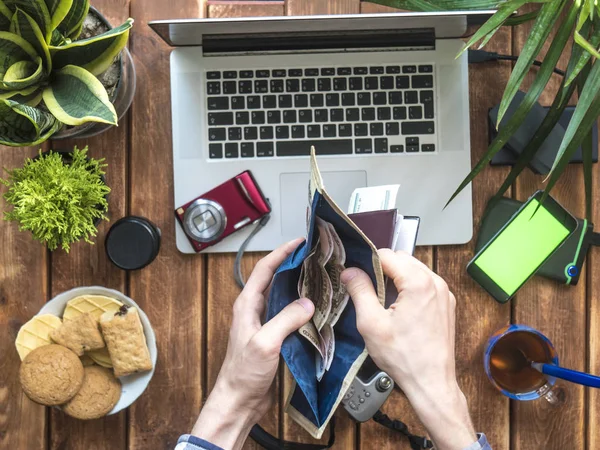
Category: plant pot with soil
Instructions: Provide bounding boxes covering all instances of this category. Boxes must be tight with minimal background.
[0,146,111,252]
[0,1,134,147]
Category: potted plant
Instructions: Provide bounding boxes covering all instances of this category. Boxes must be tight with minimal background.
[0,0,134,147]
[372,0,599,217]
[0,146,110,252]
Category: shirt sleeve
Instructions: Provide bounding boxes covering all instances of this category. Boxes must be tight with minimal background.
[462,433,492,450]
[175,435,225,450]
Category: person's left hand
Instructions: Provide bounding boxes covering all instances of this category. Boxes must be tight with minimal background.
[191,238,315,450]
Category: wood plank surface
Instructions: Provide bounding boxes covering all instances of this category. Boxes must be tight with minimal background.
[127,0,206,448]
[286,0,359,16]
[0,146,48,450]
[511,11,587,450]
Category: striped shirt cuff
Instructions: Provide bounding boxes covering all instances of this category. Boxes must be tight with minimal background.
[463,433,492,450]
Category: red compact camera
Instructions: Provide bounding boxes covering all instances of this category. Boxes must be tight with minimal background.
[175,171,271,253]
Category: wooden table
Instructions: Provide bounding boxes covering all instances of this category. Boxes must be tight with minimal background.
[1,1,599,449]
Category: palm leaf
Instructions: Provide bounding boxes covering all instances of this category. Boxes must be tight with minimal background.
[366,0,514,11]
[51,19,134,76]
[565,21,600,86]
[2,0,53,43]
[445,1,579,208]
[505,9,540,26]
[496,0,567,125]
[44,0,73,30]
[10,8,52,72]
[56,0,89,40]
[0,99,60,146]
[42,65,117,126]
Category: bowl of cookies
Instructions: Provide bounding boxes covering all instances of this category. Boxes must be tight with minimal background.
[16,286,157,419]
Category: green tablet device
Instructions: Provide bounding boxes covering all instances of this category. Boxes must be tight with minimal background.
[467,191,577,303]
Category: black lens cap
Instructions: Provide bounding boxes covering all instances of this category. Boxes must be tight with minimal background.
[105,216,161,270]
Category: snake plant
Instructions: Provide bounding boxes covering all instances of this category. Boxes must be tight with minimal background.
[0,0,133,147]
[373,0,600,219]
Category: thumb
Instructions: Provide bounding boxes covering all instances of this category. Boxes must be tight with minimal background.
[260,298,315,344]
[341,267,383,327]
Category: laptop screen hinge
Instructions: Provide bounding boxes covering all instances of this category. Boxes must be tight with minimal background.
[202,28,435,56]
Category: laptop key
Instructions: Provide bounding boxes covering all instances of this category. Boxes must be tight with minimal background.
[209,143,223,158]
[223,81,237,94]
[403,65,417,74]
[241,143,255,158]
[244,127,258,140]
[342,93,355,106]
[318,78,332,92]
[355,138,373,154]
[289,69,303,77]
[240,70,254,78]
[207,82,221,95]
[251,111,265,124]
[365,77,378,90]
[333,78,347,91]
[339,123,352,137]
[299,109,313,123]
[391,145,404,153]
[310,93,324,107]
[375,138,388,153]
[305,68,319,76]
[236,111,250,125]
[314,109,328,123]
[286,79,300,92]
[402,121,435,135]
[326,93,340,107]
[393,106,407,120]
[370,66,384,74]
[362,107,376,121]
[272,69,286,77]
[422,144,436,152]
[338,67,352,75]
[349,77,363,91]
[412,75,433,89]
[260,126,274,139]
[257,142,274,157]
[225,143,239,158]
[420,90,434,103]
[370,123,384,136]
[405,91,419,104]
[208,112,233,126]
[228,127,242,141]
[396,76,410,89]
[295,94,309,108]
[377,107,391,121]
[291,125,305,138]
[256,70,270,78]
[323,124,336,137]
[357,92,371,106]
[424,102,434,119]
[277,139,353,156]
[224,71,237,79]
[263,95,277,109]
[407,144,419,152]
[389,92,403,105]
[276,125,290,139]
[386,66,401,74]
[271,79,285,93]
[283,110,297,123]
[209,128,226,141]
[279,94,293,108]
[247,96,260,109]
[267,110,281,124]
[239,80,253,94]
[231,96,245,110]
[380,76,394,90]
[419,65,433,73]
[307,125,321,138]
[302,79,316,92]
[406,137,419,146]
[330,108,344,122]
[409,106,423,120]
[354,123,368,136]
[207,71,220,79]
[354,67,368,75]
[386,122,400,135]
[254,80,268,93]
[321,68,335,76]
[373,92,386,105]
[346,108,360,121]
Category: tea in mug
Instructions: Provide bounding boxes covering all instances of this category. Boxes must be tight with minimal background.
[489,330,554,394]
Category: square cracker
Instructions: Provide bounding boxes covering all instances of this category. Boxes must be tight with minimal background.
[50,313,105,356]
[100,306,153,377]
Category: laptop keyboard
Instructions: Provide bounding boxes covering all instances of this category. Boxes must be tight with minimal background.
[205,65,436,159]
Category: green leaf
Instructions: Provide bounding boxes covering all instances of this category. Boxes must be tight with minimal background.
[50,28,67,46]
[44,0,73,30]
[445,1,579,208]
[577,59,593,220]
[56,0,89,40]
[505,9,540,26]
[0,85,42,106]
[496,0,567,125]
[10,8,52,72]
[43,65,117,126]
[574,28,600,59]
[2,0,53,43]
[51,18,133,76]
[1,57,44,90]
[565,20,600,86]
[0,31,38,82]
[0,99,60,146]
[366,0,510,11]
[0,2,11,29]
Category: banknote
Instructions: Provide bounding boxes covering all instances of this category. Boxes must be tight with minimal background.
[324,221,349,327]
[316,324,335,381]
[297,245,326,359]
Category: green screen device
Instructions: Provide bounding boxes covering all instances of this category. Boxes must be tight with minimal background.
[467,191,578,303]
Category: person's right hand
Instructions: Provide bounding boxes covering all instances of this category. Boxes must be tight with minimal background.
[341,249,477,450]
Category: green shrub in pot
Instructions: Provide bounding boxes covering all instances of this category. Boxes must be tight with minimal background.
[0,145,110,252]
[0,0,133,147]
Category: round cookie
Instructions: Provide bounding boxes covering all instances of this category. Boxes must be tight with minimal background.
[62,366,121,420]
[20,344,84,406]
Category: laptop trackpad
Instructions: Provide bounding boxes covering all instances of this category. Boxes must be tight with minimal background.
[280,171,367,239]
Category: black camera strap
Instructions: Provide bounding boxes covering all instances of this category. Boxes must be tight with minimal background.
[591,232,600,247]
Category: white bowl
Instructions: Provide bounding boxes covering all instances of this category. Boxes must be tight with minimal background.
[38,286,157,415]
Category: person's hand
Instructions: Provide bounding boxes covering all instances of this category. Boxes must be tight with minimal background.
[191,238,314,450]
[341,249,477,450]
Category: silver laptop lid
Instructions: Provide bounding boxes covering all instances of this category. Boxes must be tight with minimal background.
[149,12,495,48]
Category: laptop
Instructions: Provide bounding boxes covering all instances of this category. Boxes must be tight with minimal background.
[150,12,489,254]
